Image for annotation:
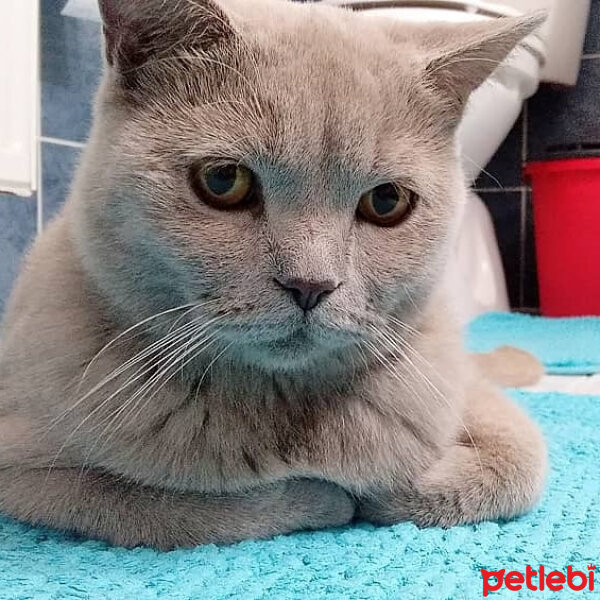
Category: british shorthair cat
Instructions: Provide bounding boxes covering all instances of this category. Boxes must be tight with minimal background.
[0,0,546,549]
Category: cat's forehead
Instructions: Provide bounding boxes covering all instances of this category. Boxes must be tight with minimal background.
[222,11,437,169]
[246,4,412,77]
[118,1,451,185]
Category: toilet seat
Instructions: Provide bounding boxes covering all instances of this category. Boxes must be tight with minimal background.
[338,0,519,18]
[331,0,546,62]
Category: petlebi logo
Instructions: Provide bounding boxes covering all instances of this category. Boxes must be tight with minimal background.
[481,564,596,596]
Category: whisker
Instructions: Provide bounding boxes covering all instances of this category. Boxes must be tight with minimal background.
[374,321,484,477]
[80,302,200,384]
[387,314,422,338]
[45,322,211,477]
[94,327,227,454]
[194,338,232,391]
[462,154,503,189]
[45,313,225,476]
[47,314,211,432]
[86,318,223,442]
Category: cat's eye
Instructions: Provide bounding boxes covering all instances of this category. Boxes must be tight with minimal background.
[358,183,415,227]
[191,163,255,208]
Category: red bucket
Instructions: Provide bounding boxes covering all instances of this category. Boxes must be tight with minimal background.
[525,158,600,317]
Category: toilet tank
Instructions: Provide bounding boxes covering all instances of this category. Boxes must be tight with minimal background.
[484,0,591,85]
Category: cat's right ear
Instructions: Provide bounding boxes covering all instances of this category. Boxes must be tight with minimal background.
[420,13,546,121]
[98,0,235,72]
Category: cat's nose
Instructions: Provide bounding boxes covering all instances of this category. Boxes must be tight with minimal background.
[274,277,339,312]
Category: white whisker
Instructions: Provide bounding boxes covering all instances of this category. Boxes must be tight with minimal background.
[374,321,484,477]
[47,313,212,432]
[95,327,226,453]
[80,302,199,384]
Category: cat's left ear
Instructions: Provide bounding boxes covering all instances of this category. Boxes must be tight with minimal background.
[98,0,235,72]
[422,12,546,117]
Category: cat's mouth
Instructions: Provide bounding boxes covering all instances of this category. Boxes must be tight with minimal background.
[219,315,362,363]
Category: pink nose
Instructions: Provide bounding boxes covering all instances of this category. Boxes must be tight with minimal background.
[274,277,339,312]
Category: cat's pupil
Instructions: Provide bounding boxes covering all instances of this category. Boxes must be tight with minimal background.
[372,184,399,215]
[205,165,238,195]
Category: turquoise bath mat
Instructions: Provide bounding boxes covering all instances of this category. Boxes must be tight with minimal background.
[1,314,599,599]
[468,311,600,375]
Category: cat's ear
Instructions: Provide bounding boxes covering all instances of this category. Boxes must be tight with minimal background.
[98,0,235,71]
[422,12,546,116]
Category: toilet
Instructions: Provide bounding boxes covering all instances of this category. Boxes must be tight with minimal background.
[324,0,591,323]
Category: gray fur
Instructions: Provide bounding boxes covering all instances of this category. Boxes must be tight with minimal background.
[0,0,546,549]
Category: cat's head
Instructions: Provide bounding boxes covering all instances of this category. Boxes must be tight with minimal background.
[74,0,543,372]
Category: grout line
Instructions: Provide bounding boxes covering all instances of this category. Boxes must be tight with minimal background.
[41,136,86,149]
[519,188,528,310]
[36,10,43,236]
[582,53,600,60]
[36,138,43,234]
[521,101,529,165]
[472,187,526,194]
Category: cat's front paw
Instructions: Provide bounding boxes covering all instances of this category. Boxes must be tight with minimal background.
[359,439,546,529]
[357,487,469,529]
[285,479,356,530]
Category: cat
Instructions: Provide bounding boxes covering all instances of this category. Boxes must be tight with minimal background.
[0,0,547,550]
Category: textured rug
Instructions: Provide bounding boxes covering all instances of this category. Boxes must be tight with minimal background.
[1,317,599,599]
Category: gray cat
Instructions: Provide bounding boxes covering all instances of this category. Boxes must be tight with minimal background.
[0,0,546,550]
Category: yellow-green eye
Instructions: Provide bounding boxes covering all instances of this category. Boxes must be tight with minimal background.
[192,163,255,208]
[358,183,414,226]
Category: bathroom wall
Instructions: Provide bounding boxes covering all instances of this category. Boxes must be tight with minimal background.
[0,0,598,315]
[476,1,600,311]
[0,0,100,315]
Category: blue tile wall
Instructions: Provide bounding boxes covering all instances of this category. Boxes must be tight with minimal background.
[585,0,600,54]
[528,59,600,160]
[479,192,523,309]
[41,0,103,143]
[475,117,523,190]
[42,142,82,224]
[523,193,540,310]
[0,196,37,316]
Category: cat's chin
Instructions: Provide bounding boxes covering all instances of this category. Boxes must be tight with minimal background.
[226,323,360,373]
[238,345,346,373]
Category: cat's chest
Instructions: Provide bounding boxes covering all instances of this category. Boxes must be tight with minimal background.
[96,386,433,493]
[101,396,333,490]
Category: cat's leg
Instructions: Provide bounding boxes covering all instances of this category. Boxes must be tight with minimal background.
[358,379,547,527]
[0,467,354,549]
